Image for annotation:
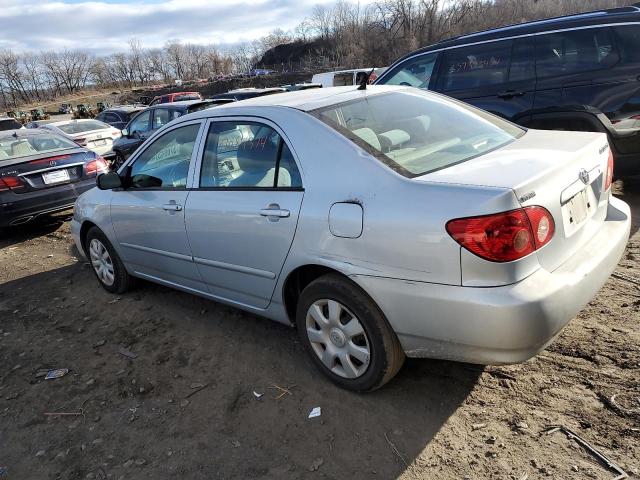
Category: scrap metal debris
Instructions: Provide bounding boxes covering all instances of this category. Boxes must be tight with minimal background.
[117,347,137,359]
[544,425,628,480]
[44,368,68,380]
[308,407,321,419]
[253,391,263,398]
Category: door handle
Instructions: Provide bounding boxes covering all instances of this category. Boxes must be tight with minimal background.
[162,203,183,212]
[260,203,290,219]
[497,90,525,99]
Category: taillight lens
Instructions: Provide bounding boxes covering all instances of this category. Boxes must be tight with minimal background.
[84,156,108,177]
[0,175,26,193]
[446,206,555,262]
[605,149,614,191]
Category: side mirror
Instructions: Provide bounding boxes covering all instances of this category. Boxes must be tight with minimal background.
[121,128,129,137]
[97,171,122,190]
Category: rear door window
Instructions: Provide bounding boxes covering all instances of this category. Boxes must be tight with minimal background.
[612,24,640,64]
[535,27,618,78]
[378,52,439,88]
[199,121,302,188]
[441,40,512,91]
[0,119,23,131]
[128,110,151,134]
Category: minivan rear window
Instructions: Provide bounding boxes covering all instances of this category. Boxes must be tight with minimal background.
[311,90,524,177]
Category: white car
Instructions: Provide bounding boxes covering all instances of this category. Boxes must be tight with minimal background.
[33,119,121,159]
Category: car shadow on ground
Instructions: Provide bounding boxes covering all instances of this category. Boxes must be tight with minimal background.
[0,214,72,248]
[616,178,640,239]
[0,262,481,479]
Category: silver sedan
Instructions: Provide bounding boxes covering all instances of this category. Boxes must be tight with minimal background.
[71,86,631,391]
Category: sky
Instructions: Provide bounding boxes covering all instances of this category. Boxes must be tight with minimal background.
[0,0,361,54]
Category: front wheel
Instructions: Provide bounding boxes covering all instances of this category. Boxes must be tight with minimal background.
[85,227,134,294]
[296,274,405,392]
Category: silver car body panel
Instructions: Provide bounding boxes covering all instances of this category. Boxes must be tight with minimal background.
[71,86,631,364]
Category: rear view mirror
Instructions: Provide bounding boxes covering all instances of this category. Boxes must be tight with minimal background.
[97,171,122,190]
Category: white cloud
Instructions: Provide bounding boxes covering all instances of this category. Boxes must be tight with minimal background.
[0,0,358,54]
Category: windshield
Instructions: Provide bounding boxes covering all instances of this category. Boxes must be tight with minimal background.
[311,90,524,177]
[0,133,78,160]
[57,120,108,135]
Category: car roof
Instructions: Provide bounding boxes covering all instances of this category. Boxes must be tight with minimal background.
[47,119,105,126]
[105,105,145,113]
[0,128,50,140]
[184,85,406,118]
[395,5,640,60]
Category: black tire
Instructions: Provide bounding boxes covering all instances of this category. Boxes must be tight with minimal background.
[296,274,405,392]
[85,226,134,294]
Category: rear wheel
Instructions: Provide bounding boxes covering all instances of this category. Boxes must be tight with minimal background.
[85,227,134,294]
[296,274,405,392]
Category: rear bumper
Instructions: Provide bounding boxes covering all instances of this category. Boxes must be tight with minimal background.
[353,196,631,364]
[0,180,96,227]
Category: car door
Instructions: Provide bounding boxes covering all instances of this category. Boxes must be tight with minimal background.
[435,38,535,124]
[532,27,621,126]
[110,120,206,291]
[185,118,304,309]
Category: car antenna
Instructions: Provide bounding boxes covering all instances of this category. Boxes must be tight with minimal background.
[357,68,375,91]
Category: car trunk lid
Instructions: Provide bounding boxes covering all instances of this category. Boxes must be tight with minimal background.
[417,129,611,272]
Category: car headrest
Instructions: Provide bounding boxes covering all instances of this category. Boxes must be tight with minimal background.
[11,140,37,157]
[236,140,278,172]
[352,128,381,151]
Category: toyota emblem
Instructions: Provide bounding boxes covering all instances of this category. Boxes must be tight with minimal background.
[579,169,589,185]
[49,160,57,167]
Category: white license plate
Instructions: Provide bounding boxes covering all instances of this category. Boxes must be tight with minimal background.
[42,169,70,185]
[93,139,107,146]
[567,189,589,226]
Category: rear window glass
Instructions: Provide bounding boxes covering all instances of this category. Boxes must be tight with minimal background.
[57,121,108,134]
[442,40,512,91]
[0,133,77,160]
[535,28,618,78]
[174,94,200,101]
[0,119,23,131]
[311,90,523,177]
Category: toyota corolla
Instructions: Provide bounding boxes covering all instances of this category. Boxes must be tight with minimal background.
[71,86,631,391]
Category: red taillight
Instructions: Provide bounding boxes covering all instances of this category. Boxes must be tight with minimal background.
[111,130,120,137]
[75,137,88,146]
[605,149,614,191]
[84,156,108,177]
[0,176,26,192]
[446,206,555,262]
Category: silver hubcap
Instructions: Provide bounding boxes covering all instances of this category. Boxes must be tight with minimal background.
[89,238,115,286]
[306,299,370,379]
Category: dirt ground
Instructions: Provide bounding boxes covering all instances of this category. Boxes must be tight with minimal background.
[0,181,638,480]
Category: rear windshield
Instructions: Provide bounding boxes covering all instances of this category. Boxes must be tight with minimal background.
[0,133,78,160]
[311,90,524,177]
[174,94,201,101]
[57,120,108,134]
[0,119,23,131]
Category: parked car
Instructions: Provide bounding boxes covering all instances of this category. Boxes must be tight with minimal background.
[72,86,630,392]
[149,92,202,106]
[312,68,386,88]
[95,105,145,131]
[0,129,108,227]
[375,4,640,176]
[29,119,121,160]
[0,117,24,131]
[111,99,221,167]
[209,87,287,101]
